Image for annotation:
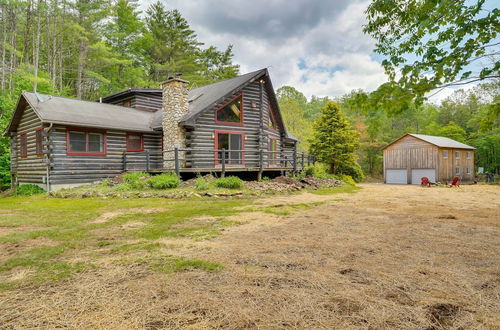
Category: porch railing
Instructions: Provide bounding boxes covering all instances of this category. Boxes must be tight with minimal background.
[123,147,315,177]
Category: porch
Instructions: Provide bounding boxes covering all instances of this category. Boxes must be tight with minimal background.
[123,148,315,178]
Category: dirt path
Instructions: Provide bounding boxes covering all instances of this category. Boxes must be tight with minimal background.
[1,184,499,329]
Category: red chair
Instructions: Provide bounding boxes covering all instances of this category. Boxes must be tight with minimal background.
[448,177,460,187]
[421,177,431,187]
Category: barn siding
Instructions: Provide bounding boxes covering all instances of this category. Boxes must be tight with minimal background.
[384,135,475,183]
[187,81,284,168]
[49,126,162,185]
[11,105,46,185]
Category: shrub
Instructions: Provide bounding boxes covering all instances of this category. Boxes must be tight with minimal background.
[215,176,243,189]
[16,184,45,196]
[100,179,111,187]
[303,163,334,179]
[336,174,356,185]
[123,172,150,189]
[146,173,180,189]
[195,177,210,190]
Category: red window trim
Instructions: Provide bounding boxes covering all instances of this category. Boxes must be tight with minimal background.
[214,130,245,165]
[19,132,28,158]
[35,127,44,157]
[126,132,144,152]
[66,127,107,156]
[214,93,244,126]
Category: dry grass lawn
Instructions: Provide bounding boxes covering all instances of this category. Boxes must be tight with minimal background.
[1,184,499,329]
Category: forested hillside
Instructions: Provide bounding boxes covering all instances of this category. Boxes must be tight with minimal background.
[278,82,499,178]
[0,0,240,189]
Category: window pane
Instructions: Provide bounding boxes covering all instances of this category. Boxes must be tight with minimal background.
[128,134,142,150]
[229,134,242,164]
[69,131,86,152]
[443,150,448,158]
[88,133,103,152]
[217,98,241,123]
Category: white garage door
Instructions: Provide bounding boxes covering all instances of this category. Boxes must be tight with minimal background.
[411,169,436,185]
[386,169,407,184]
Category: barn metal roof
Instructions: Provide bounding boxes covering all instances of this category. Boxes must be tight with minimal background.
[384,133,475,150]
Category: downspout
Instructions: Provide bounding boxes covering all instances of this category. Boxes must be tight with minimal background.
[45,122,53,192]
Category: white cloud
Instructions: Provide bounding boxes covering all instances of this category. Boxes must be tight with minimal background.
[140,0,388,99]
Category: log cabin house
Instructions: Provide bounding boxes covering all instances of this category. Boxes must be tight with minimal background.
[5,69,308,191]
[383,133,475,184]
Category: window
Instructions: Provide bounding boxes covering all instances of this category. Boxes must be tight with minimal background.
[455,151,461,159]
[466,151,471,159]
[466,167,471,174]
[67,128,106,156]
[36,128,44,156]
[269,105,277,130]
[20,132,28,158]
[269,137,278,166]
[122,99,131,107]
[442,150,448,159]
[215,94,243,125]
[126,133,144,152]
[215,131,244,165]
[455,167,460,175]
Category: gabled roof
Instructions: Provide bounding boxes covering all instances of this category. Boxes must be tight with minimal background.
[5,92,156,134]
[383,133,475,150]
[4,69,295,141]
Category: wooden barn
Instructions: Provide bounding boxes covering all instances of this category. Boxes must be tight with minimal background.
[4,69,309,191]
[383,134,475,184]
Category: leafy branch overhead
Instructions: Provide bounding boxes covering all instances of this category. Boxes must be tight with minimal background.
[364,0,499,109]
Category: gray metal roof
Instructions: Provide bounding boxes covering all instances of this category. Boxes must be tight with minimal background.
[22,92,156,132]
[408,134,475,149]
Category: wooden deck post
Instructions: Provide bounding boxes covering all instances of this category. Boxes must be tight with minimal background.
[145,150,150,172]
[221,148,226,178]
[293,146,297,172]
[258,149,263,180]
[174,147,180,177]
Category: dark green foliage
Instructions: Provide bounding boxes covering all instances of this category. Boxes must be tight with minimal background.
[214,176,243,189]
[146,173,180,189]
[364,0,499,109]
[309,101,364,182]
[16,184,45,196]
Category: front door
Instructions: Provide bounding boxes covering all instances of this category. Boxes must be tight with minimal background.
[216,131,244,165]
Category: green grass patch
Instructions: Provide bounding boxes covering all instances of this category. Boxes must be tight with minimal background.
[146,256,224,273]
[310,184,361,195]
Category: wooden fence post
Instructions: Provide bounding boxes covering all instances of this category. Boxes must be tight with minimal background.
[174,147,180,177]
[221,148,226,178]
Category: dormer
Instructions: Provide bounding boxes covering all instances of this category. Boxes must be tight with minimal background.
[99,88,162,112]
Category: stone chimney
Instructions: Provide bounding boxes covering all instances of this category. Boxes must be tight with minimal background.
[161,76,189,169]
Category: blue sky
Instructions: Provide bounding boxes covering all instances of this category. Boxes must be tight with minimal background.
[140,0,477,103]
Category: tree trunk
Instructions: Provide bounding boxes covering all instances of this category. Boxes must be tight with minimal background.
[33,0,42,92]
[76,38,86,99]
[1,4,7,90]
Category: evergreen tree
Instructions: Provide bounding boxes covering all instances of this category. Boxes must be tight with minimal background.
[309,101,364,182]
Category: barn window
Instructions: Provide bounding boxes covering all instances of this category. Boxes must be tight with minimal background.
[455,151,461,158]
[126,133,144,152]
[20,132,28,158]
[67,128,106,156]
[36,128,44,156]
[442,150,448,159]
[466,151,471,159]
[466,167,471,174]
[215,94,243,125]
[455,167,460,175]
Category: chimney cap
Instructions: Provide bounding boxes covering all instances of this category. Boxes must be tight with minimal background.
[161,74,189,86]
